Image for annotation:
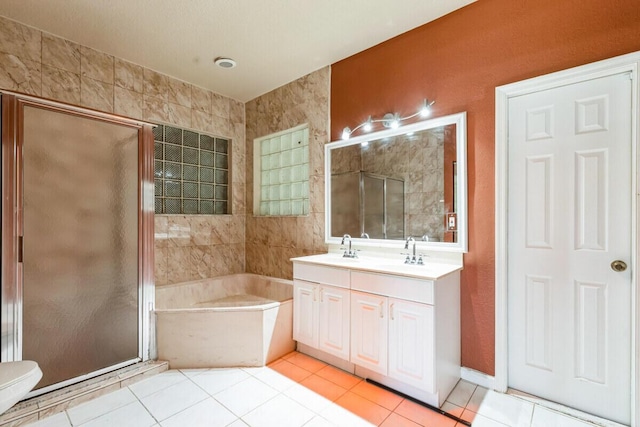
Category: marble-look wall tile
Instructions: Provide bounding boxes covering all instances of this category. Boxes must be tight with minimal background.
[41,65,80,104]
[168,102,191,128]
[115,58,143,93]
[80,46,114,85]
[191,86,212,114]
[0,52,41,95]
[143,96,169,123]
[212,114,230,136]
[155,246,168,286]
[42,33,80,74]
[114,86,143,119]
[0,17,246,285]
[0,16,41,63]
[191,109,214,133]
[212,92,230,119]
[191,245,212,280]
[81,76,113,112]
[168,77,191,108]
[245,67,330,279]
[143,68,169,101]
[167,246,190,284]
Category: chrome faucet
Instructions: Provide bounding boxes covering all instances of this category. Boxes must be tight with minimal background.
[404,236,416,264]
[341,234,358,258]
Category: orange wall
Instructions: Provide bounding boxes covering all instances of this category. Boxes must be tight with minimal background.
[331,0,640,375]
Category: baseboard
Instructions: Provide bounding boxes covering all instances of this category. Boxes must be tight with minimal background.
[460,366,496,390]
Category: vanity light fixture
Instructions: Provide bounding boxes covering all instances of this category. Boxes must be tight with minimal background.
[341,99,435,140]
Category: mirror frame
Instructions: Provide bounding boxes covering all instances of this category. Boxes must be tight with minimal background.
[325,112,468,252]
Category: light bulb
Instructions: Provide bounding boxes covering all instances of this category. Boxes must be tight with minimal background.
[341,127,351,140]
[420,99,434,118]
[363,116,372,132]
[390,114,400,129]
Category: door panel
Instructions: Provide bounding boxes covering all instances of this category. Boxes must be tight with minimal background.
[350,291,387,375]
[318,285,350,359]
[293,280,318,347]
[388,299,434,391]
[21,105,140,390]
[507,72,631,424]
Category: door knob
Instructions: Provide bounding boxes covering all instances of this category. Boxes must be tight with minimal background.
[611,260,627,272]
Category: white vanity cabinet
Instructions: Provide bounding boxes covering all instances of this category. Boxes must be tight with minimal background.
[292,255,461,407]
[293,263,350,360]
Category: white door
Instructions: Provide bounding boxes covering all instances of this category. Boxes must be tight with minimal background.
[293,280,318,348]
[318,285,350,359]
[351,291,388,375]
[507,72,632,424]
[388,299,434,392]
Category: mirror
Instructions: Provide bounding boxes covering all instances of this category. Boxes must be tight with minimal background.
[325,112,467,252]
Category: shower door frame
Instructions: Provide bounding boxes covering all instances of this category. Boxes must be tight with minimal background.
[0,92,155,394]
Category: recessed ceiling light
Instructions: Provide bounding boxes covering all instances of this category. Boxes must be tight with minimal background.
[214,57,237,69]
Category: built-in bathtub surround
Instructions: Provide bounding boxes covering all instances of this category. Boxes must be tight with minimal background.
[0,14,247,286]
[245,67,331,279]
[155,274,295,368]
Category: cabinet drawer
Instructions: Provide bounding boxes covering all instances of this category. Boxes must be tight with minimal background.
[293,262,350,289]
[351,271,434,305]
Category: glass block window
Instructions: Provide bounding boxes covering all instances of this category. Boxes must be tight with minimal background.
[154,124,230,214]
[254,125,309,216]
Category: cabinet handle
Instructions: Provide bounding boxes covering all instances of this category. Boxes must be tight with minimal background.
[379,301,384,318]
[320,288,324,302]
[390,303,394,320]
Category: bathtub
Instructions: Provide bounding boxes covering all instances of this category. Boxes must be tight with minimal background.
[155,274,295,369]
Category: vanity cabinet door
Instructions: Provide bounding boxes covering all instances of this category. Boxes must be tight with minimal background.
[293,280,319,348]
[318,285,350,360]
[388,299,435,392]
[350,291,388,375]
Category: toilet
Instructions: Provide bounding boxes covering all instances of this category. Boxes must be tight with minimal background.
[0,361,42,414]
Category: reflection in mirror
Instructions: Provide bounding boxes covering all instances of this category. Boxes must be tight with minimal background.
[325,112,467,252]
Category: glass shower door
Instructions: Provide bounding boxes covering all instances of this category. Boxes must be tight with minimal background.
[21,105,140,391]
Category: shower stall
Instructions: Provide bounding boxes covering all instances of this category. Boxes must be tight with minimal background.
[1,93,154,396]
[331,171,404,239]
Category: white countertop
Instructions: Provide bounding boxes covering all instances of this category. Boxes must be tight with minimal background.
[291,253,462,280]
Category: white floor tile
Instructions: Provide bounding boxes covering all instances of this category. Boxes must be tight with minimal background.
[160,397,237,427]
[252,367,299,392]
[78,401,156,427]
[129,370,187,399]
[178,368,211,378]
[67,388,137,425]
[531,405,597,427]
[465,412,511,427]
[474,390,535,427]
[319,403,376,427]
[190,368,251,396]
[445,379,477,408]
[466,385,489,412]
[283,383,334,413]
[227,420,249,427]
[302,417,338,427]
[140,378,209,421]
[26,412,71,427]
[242,394,315,427]
[213,377,279,417]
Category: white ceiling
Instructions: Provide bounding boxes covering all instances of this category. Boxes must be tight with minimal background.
[0,0,475,102]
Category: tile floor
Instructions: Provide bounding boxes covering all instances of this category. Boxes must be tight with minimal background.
[25,352,610,427]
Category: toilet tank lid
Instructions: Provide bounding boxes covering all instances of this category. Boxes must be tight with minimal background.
[0,361,40,388]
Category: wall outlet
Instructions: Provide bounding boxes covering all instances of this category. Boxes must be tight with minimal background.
[446,213,457,231]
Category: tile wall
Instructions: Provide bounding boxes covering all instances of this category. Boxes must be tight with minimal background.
[0,15,246,286]
[245,67,331,279]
